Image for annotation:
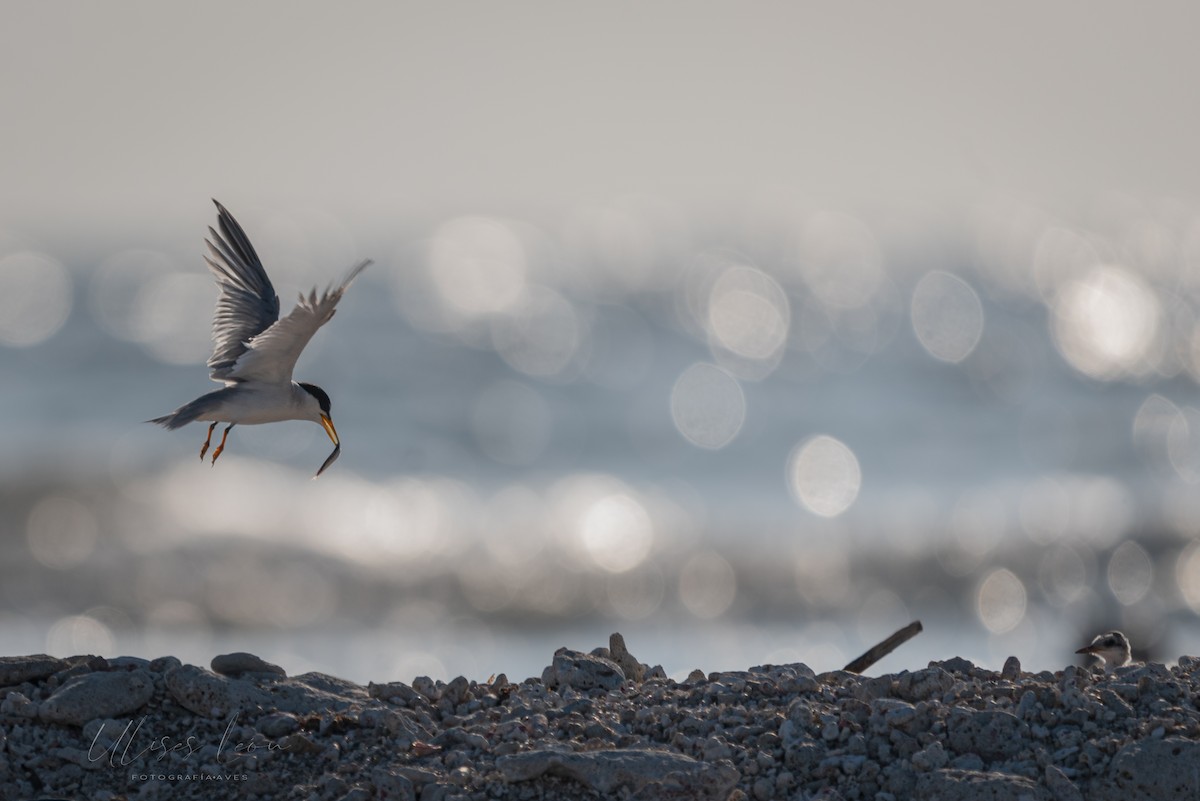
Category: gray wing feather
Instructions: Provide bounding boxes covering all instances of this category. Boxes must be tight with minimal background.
[221,258,372,385]
[205,200,281,381]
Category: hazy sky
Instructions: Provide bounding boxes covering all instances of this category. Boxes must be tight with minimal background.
[3,1,1199,235]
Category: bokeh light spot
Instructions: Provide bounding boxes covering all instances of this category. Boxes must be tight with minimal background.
[977,568,1027,634]
[47,614,115,656]
[1166,406,1200,483]
[429,216,527,316]
[1107,540,1153,606]
[1052,266,1160,380]
[669,363,746,450]
[90,249,177,341]
[578,494,654,573]
[797,212,884,310]
[707,264,790,362]
[1037,545,1090,606]
[0,252,72,347]
[788,435,862,518]
[1175,543,1200,614]
[491,286,581,377]
[910,271,985,363]
[131,272,214,364]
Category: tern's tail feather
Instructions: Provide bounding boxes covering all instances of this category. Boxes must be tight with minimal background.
[148,410,193,430]
[148,388,231,430]
[148,407,202,430]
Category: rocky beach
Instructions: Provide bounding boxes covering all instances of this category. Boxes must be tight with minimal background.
[2,634,1198,801]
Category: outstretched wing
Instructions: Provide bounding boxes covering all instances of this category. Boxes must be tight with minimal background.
[222,259,372,385]
[205,200,281,381]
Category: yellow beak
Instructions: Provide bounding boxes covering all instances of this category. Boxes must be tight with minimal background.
[320,414,340,446]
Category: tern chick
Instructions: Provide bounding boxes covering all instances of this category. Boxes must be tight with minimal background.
[1075,630,1132,670]
[150,200,370,477]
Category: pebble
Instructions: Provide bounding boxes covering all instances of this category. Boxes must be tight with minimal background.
[1091,737,1200,800]
[540,647,625,691]
[496,748,738,799]
[256,711,301,738]
[39,669,155,726]
[0,654,65,686]
[370,767,416,800]
[946,709,1028,761]
[915,768,1050,800]
[2,691,38,719]
[211,652,287,678]
[164,663,273,717]
[608,632,647,683]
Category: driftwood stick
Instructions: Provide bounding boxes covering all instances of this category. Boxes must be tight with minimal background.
[843,620,923,674]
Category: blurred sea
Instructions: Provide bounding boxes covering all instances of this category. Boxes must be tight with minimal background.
[4,195,1200,683]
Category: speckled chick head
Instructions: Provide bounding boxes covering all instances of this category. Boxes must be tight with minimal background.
[1075,630,1131,669]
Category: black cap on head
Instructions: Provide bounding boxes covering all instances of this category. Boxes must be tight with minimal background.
[299,382,332,415]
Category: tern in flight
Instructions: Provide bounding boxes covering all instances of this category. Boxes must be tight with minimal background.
[150,200,370,477]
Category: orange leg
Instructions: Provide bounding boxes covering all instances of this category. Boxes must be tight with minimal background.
[211,423,235,465]
[199,422,218,461]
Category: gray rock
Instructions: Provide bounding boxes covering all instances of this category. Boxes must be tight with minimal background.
[1,691,38,719]
[609,632,646,683]
[0,654,65,686]
[1097,688,1134,718]
[784,742,824,771]
[541,647,625,691]
[290,671,367,698]
[211,652,286,678]
[442,675,471,706]
[255,711,300,738]
[371,767,416,801]
[378,708,431,741]
[912,741,949,771]
[281,732,323,754]
[951,753,986,771]
[412,675,439,701]
[392,766,439,786]
[1016,690,1038,721]
[335,788,372,801]
[164,664,272,717]
[934,656,976,675]
[149,655,182,672]
[419,786,455,801]
[946,709,1028,761]
[1045,765,1083,801]
[107,656,150,671]
[1091,738,1200,801]
[895,667,954,702]
[852,674,894,700]
[1001,656,1021,681]
[497,748,738,800]
[49,660,103,688]
[367,680,421,704]
[39,669,155,726]
[916,769,1051,800]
